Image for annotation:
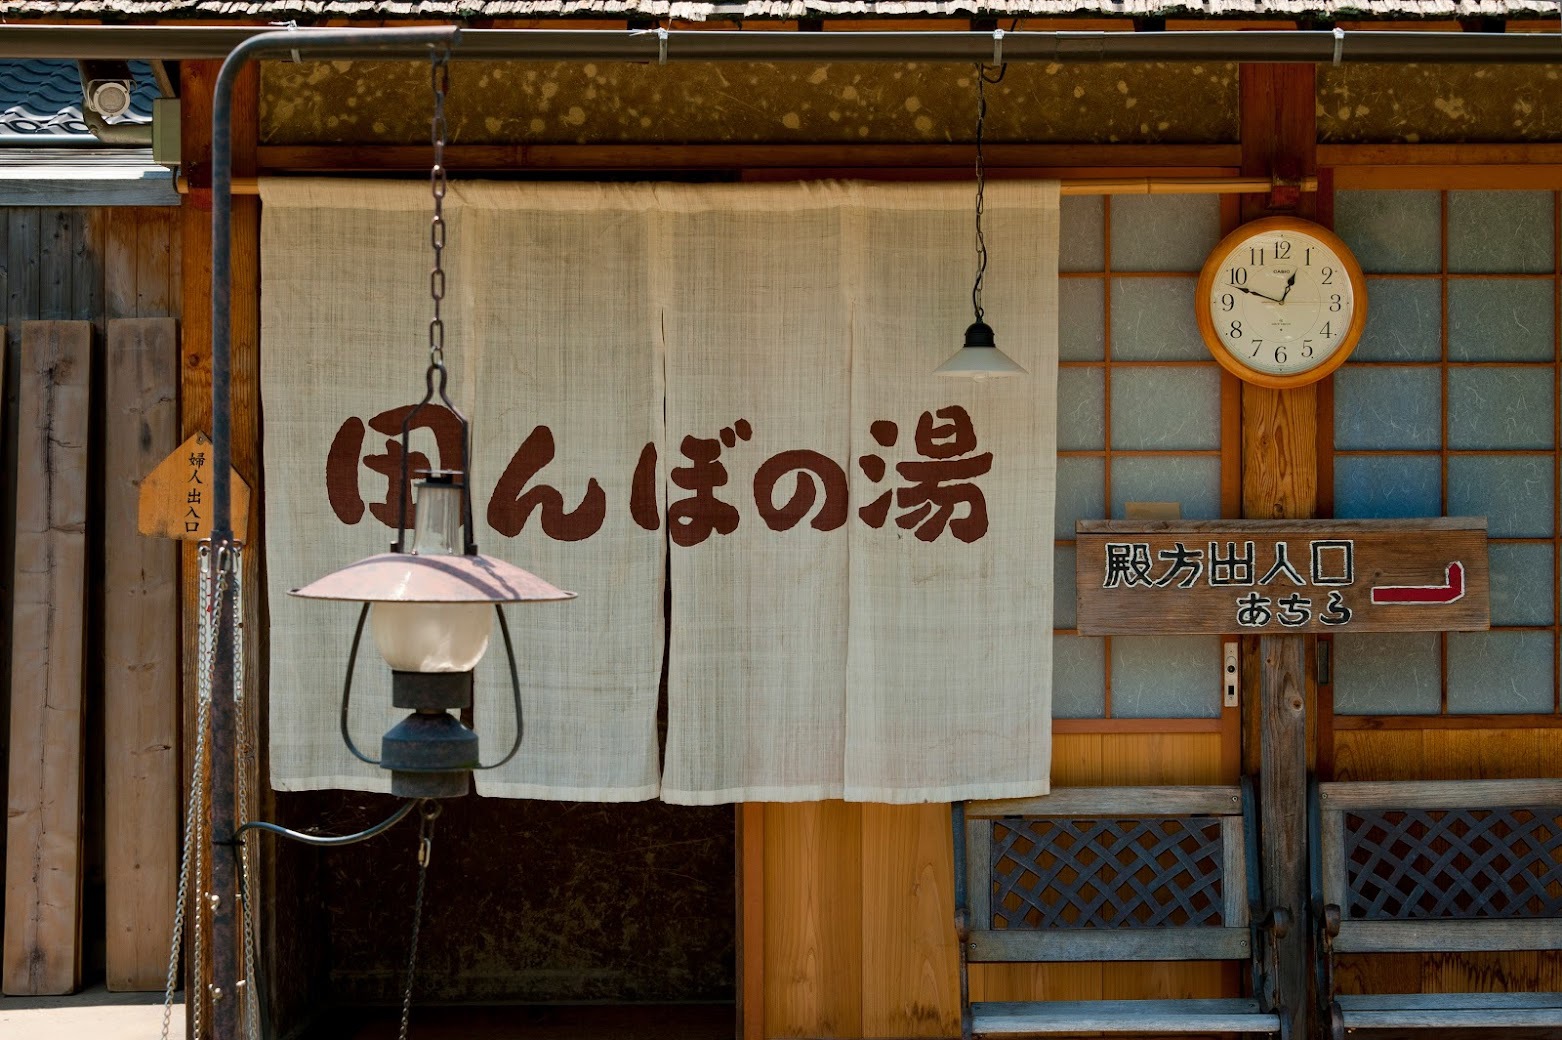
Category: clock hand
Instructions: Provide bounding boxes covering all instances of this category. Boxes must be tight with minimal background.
[1225,282,1285,304]
[1278,271,1298,303]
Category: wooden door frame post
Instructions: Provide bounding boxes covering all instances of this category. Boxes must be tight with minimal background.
[1239,60,1319,1040]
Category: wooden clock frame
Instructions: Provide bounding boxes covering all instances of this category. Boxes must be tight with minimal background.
[1195,215,1369,391]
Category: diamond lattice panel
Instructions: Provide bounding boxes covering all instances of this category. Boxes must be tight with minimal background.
[1344,808,1562,920]
[990,817,1226,929]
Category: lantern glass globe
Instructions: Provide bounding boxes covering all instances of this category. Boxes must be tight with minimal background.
[371,600,493,672]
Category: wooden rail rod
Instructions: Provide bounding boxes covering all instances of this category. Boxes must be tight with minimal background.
[182,173,1318,196]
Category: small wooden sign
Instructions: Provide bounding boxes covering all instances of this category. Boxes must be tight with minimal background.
[137,432,250,542]
[1075,518,1488,636]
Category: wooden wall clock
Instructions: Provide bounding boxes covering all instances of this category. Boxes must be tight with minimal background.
[1195,216,1368,390]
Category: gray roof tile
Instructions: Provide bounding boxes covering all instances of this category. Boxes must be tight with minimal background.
[0,58,154,139]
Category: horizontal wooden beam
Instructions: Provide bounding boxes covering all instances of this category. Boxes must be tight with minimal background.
[256,142,1240,172]
[1320,143,1562,167]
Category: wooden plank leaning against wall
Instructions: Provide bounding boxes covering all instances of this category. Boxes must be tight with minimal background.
[1,207,182,995]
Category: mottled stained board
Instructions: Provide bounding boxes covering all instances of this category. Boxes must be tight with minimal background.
[4,321,91,996]
[103,318,180,991]
[1076,518,1489,636]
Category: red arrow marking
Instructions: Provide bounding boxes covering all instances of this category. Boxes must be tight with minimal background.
[1371,561,1465,606]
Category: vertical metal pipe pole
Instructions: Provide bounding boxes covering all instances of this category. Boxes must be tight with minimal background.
[206,27,459,1039]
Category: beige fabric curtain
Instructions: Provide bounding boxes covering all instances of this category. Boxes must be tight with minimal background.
[261,178,1056,804]
[261,179,664,800]
[659,181,1058,804]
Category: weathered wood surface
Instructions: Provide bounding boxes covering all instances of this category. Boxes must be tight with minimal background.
[971,997,1279,1034]
[1260,635,1308,1040]
[971,785,1243,818]
[0,167,178,209]
[1075,519,1490,636]
[1336,922,1562,956]
[136,430,251,542]
[1337,992,1562,1011]
[103,318,181,991]
[970,928,1254,964]
[4,321,91,996]
[1319,779,1562,810]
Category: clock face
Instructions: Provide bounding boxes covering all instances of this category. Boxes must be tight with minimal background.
[1197,218,1367,389]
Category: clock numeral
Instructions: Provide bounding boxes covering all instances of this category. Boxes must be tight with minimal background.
[1274,240,1292,261]
[1249,337,1265,359]
[1229,267,1248,286]
[1321,322,1334,339]
[1228,320,1242,339]
[1321,266,1335,285]
[1304,247,1313,266]
[1329,293,1343,312]
[1274,344,1287,365]
[1302,339,1314,358]
[1249,247,1266,266]
[1220,293,1235,312]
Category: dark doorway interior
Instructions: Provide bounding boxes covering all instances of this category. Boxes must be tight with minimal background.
[277,792,735,1037]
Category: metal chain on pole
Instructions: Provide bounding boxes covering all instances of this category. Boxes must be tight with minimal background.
[397,802,440,1040]
[164,542,225,1040]
[229,544,263,1040]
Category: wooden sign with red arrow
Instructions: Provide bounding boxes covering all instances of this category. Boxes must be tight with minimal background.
[1076,518,1488,636]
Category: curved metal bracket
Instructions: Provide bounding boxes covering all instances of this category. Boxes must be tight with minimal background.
[339,602,382,767]
[474,605,525,771]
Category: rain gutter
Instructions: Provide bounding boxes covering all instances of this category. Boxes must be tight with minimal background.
[0,24,1558,64]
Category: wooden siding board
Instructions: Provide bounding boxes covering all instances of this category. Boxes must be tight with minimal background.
[103,317,180,992]
[3,320,92,996]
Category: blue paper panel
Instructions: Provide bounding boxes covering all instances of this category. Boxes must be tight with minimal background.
[1053,635,1106,719]
[1111,277,1206,361]
[1111,456,1223,520]
[1448,191,1556,274]
[1448,279,1555,362]
[1334,367,1442,450]
[1060,195,1105,273]
[1111,367,1222,450]
[1058,367,1106,451]
[1109,194,1221,273]
[1447,631,1555,715]
[1055,545,1078,630]
[1110,636,1221,719]
[1056,456,1106,539]
[1060,277,1106,361]
[1335,191,1441,274]
[1447,455,1553,538]
[1488,543,1554,627]
[1334,455,1442,519]
[1333,633,1442,715]
[1353,278,1442,363]
[1448,368,1555,450]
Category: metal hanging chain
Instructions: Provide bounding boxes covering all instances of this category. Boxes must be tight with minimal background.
[970,61,1006,325]
[229,544,263,1040]
[164,542,228,1040]
[428,44,451,374]
[397,801,441,1040]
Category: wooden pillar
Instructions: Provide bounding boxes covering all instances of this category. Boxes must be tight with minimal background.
[1239,62,1319,1040]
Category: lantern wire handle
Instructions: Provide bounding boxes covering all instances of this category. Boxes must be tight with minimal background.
[339,603,382,767]
[474,605,526,771]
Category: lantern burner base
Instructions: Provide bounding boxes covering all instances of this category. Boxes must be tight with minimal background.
[392,669,474,710]
[391,768,470,799]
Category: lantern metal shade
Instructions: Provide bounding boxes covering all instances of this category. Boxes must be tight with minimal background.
[935,321,1027,379]
[290,551,576,604]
